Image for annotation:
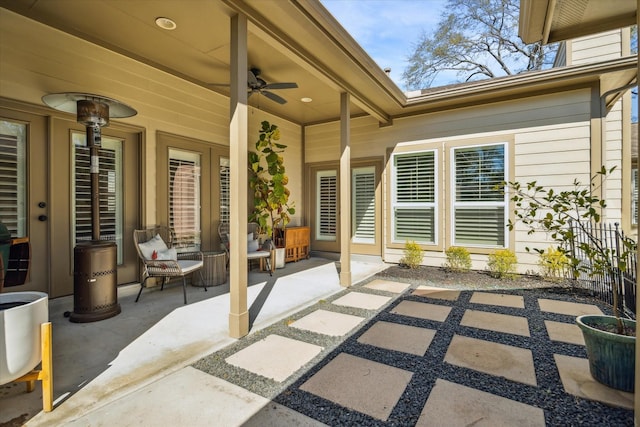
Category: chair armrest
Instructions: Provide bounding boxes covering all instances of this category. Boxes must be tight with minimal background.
[176,251,203,261]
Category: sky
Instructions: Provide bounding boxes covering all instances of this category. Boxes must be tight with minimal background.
[321,0,448,90]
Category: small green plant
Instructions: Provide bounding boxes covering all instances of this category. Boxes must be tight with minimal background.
[400,240,423,269]
[538,247,569,281]
[487,249,518,279]
[443,246,472,272]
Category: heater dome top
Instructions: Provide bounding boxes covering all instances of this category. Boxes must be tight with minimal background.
[42,92,137,119]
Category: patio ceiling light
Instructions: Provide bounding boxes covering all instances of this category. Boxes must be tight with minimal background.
[301,97,312,103]
[155,17,177,30]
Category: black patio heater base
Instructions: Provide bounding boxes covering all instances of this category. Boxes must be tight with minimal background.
[69,240,121,323]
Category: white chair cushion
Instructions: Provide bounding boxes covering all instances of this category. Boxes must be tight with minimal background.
[177,260,203,273]
[138,234,169,260]
[247,250,270,259]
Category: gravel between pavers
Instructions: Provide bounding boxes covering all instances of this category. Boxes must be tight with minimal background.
[193,268,635,426]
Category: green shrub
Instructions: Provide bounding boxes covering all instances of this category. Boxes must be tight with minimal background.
[443,246,472,272]
[487,249,518,279]
[400,240,423,269]
[538,247,569,281]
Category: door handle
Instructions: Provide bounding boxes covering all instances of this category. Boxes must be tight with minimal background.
[38,215,47,222]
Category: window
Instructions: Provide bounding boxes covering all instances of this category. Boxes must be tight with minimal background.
[352,166,376,244]
[392,151,436,244]
[316,170,337,241]
[72,132,124,261]
[169,149,201,251]
[452,143,506,247]
[220,157,230,226]
[0,120,27,237]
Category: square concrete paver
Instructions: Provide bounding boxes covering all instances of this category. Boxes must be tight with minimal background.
[444,335,537,386]
[300,353,413,421]
[290,309,365,336]
[416,379,545,427]
[226,335,323,382]
[332,292,392,310]
[390,300,452,322]
[460,309,530,337]
[539,299,604,316]
[470,292,524,308]
[357,321,437,356]
[544,320,585,345]
[554,354,633,409]
[363,279,411,293]
[412,286,461,301]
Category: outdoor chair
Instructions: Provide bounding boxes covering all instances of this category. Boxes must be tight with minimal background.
[218,222,274,276]
[133,225,205,305]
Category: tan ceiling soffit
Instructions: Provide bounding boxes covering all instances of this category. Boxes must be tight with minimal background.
[222,0,392,124]
[519,0,637,44]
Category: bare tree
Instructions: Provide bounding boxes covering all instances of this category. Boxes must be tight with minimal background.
[402,0,555,90]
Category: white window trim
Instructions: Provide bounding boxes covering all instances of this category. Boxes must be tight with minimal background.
[352,166,376,245]
[316,169,337,241]
[391,149,438,245]
[449,142,508,248]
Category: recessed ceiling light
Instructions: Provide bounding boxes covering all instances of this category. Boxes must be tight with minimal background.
[301,97,313,103]
[155,17,177,30]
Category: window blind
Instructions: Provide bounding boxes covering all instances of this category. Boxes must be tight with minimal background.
[352,167,375,244]
[392,151,436,243]
[317,171,337,241]
[453,144,506,247]
[169,152,201,251]
[220,157,230,226]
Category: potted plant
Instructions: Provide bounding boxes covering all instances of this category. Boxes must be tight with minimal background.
[248,121,295,268]
[504,166,636,392]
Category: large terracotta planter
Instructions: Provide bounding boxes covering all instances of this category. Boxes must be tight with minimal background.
[0,291,48,385]
[576,314,635,392]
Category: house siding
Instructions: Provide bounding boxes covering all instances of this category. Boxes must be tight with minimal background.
[0,9,305,228]
[306,88,598,273]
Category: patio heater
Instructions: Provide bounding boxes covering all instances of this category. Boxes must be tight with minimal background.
[42,93,137,323]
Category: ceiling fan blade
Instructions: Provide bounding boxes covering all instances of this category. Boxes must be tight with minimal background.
[263,82,298,90]
[262,90,287,104]
[248,69,259,87]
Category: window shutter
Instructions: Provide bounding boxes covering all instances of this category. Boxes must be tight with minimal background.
[352,167,375,244]
[453,144,506,247]
[0,125,25,236]
[74,145,118,242]
[317,171,337,241]
[220,157,230,226]
[169,151,201,251]
[392,151,436,244]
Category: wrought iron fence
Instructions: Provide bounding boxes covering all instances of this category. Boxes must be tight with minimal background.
[567,221,636,316]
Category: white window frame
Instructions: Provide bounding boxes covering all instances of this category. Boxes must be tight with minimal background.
[352,166,376,244]
[391,149,438,245]
[450,142,508,248]
[0,119,27,237]
[316,169,337,241]
[168,148,201,252]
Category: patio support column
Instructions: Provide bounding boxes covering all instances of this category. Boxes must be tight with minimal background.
[339,92,352,286]
[228,13,249,338]
[635,0,640,416]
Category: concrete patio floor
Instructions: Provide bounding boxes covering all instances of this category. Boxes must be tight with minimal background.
[1,258,635,426]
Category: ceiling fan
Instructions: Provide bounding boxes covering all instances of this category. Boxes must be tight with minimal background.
[248,67,298,104]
